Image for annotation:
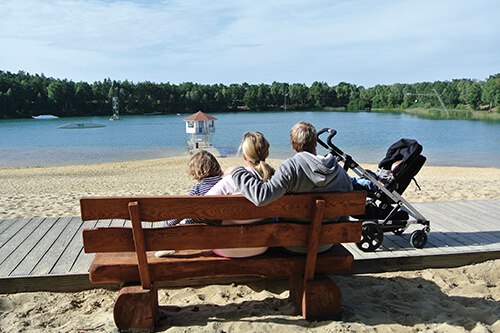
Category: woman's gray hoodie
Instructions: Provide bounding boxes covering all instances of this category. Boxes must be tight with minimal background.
[231,151,353,206]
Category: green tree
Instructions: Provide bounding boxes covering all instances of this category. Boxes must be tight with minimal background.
[75,82,93,115]
[47,80,75,116]
[243,85,259,109]
[288,83,308,108]
[334,82,352,108]
[309,81,330,108]
[483,75,500,108]
[466,82,482,109]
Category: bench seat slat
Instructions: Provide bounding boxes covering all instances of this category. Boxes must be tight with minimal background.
[89,245,354,284]
[80,192,366,222]
[83,222,362,253]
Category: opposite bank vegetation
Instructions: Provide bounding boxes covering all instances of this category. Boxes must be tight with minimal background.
[1,70,499,121]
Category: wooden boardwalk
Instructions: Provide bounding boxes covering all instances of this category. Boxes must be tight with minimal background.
[0,199,499,293]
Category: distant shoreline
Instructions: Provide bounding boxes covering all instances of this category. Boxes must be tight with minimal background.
[3,106,499,121]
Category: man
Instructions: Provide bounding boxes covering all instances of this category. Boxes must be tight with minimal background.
[231,121,353,207]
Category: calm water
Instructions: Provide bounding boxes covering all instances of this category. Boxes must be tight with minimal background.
[1,111,499,168]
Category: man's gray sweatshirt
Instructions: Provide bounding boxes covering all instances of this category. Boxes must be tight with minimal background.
[231,151,353,206]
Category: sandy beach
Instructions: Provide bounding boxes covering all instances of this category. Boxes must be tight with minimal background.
[1,156,499,332]
[2,156,500,219]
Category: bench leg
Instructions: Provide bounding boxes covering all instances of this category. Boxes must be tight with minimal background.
[289,275,342,321]
[113,282,158,332]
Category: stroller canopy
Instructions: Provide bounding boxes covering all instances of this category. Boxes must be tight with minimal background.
[378,138,426,195]
[379,139,423,174]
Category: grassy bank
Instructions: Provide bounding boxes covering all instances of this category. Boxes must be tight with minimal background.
[370,107,500,120]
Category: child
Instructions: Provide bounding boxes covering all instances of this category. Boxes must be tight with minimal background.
[351,160,403,191]
[164,150,223,226]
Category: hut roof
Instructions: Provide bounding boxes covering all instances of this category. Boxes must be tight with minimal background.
[183,111,217,121]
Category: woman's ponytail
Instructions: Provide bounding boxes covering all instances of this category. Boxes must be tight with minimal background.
[241,132,275,181]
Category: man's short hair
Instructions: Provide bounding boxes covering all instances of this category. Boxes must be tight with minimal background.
[290,121,317,153]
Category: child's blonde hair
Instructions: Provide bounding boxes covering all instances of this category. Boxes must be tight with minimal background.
[188,150,222,181]
[290,121,317,154]
[241,132,275,181]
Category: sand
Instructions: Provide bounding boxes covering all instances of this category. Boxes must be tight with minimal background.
[1,156,499,332]
[2,156,500,219]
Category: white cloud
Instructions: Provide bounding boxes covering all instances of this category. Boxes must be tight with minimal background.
[0,0,498,86]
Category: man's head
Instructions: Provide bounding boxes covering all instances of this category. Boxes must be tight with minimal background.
[290,121,317,154]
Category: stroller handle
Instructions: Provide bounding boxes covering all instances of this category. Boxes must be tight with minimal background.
[317,128,337,149]
[317,128,343,156]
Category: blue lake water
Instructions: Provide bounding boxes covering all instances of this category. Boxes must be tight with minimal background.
[1,111,499,168]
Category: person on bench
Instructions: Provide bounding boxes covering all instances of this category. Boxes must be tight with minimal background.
[164,150,223,227]
[206,131,275,258]
[231,121,353,254]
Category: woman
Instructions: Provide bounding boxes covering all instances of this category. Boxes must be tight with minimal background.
[206,131,275,258]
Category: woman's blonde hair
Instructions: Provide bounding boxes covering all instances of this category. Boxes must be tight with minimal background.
[290,121,317,154]
[240,132,275,181]
[188,150,222,181]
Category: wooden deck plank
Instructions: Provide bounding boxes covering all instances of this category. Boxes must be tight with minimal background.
[0,218,19,235]
[430,201,496,231]
[414,202,497,245]
[0,218,34,249]
[0,200,499,292]
[49,219,99,275]
[110,219,127,227]
[422,206,499,246]
[0,217,53,275]
[68,219,113,274]
[10,217,72,277]
[345,200,500,260]
[415,200,498,230]
[447,200,498,221]
[30,217,84,276]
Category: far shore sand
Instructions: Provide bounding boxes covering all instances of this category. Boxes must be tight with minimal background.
[1,156,499,219]
[1,156,499,332]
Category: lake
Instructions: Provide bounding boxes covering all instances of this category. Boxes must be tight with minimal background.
[1,111,499,168]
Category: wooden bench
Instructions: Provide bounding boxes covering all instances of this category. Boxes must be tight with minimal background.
[80,191,366,331]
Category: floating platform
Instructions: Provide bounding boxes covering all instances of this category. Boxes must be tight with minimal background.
[32,115,59,119]
[145,112,169,116]
[56,122,106,129]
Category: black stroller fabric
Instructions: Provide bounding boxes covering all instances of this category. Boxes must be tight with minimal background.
[378,139,425,195]
[355,138,426,219]
[379,139,421,173]
[379,139,421,170]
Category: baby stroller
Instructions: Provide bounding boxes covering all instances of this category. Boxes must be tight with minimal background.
[317,128,430,252]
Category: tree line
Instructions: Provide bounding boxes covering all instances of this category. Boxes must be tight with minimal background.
[1,70,499,118]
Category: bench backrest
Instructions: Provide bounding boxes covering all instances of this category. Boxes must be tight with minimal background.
[81,192,366,252]
[81,191,366,289]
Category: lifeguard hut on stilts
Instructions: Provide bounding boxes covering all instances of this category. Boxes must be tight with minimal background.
[184,111,221,157]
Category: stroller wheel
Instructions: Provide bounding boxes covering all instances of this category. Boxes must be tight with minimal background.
[410,230,427,249]
[356,222,384,252]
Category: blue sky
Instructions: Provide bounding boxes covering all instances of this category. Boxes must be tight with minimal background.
[1,0,498,87]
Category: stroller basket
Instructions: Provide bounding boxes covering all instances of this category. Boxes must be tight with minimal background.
[317,128,430,252]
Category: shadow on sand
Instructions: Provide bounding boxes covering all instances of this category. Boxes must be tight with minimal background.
[156,274,498,330]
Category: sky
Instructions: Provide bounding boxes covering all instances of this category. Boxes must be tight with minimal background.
[0,0,498,88]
